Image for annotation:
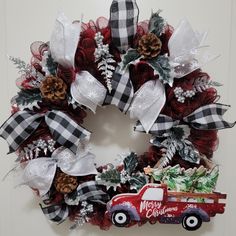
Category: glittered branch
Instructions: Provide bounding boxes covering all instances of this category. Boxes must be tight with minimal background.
[94,32,116,92]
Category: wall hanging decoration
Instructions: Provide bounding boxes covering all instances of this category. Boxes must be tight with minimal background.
[0,0,235,231]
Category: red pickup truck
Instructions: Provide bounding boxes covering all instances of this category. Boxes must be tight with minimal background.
[107,184,226,230]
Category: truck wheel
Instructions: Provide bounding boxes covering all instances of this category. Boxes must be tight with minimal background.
[112,211,130,227]
[182,214,202,231]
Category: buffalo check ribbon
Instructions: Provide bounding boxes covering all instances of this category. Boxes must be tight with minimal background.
[103,69,134,113]
[40,204,69,223]
[103,69,166,132]
[110,0,139,53]
[135,103,236,136]
[40,181,109,223]
[0,110,90,154]
[76,181,110,204]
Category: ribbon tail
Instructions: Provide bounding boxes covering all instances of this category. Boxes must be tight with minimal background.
[110,0,139,53]
[184,103,236,130]
[45,110,91,154]
[40,204,69,223]
[0,111,43,154]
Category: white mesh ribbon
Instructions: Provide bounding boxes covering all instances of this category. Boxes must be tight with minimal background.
[50,12,81,68]
[21,147,97,196]
[129,79,166,133]
[71,71,107,113]
[168,19,218,78]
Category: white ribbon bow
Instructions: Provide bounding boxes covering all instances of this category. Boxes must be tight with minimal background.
[71,70,166,132]
[50,12,81,68]
[168,19,218,78]
[71,71,107,113]
[129,79,166,133]
[21,147,97,196]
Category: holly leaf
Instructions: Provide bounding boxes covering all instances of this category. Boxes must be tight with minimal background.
[100,169,121,184]
[46,54,58,76]
[129,174,148,191]
[178,141,200,164]
[148,55,173,86]
[14,89,42,106]
[123,152,138,175]
[121,49,141,70]
[149,10,166,37]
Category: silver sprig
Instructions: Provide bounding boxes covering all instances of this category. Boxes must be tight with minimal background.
[193,75,222,93]
[8,55,45,89]
[174,75,222,103]
[70,201,94,229]
[8,56,31,75]
[40,50,51,76]
[94,32,116,92]
[19,138,56,161]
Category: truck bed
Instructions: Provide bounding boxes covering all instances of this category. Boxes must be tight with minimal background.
[167,191,226,203]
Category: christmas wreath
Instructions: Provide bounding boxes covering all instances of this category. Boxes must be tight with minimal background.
[0,0,235,231]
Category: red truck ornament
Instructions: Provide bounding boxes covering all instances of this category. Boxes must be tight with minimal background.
[107,184,226,231]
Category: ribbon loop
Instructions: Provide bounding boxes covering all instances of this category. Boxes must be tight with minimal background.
[40,204,69,223]
[183,103,236,130]
[22,157,57,196]
[76,181,110,204]
[40,181,109,223]
[50,12,81,68]
[168,19,217,78]
[129,79,166,133]
[103,69,134,113]
[21,147,98,197]
[71,71,107,113]
[45,110,90,153]
[0,111,43,153]
[110,0,139,53]
[135,104,235,136]
[0,110,91,154]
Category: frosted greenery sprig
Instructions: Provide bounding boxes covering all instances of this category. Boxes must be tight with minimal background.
[94,32,116,92]
[8,55,45,89]
[153,127,200,168]
[8,56,32,75]
[174,75,222,103]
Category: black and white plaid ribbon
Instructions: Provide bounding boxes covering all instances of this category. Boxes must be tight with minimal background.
[110,0,139,53]
[76,181,110,204]
[135,104,236,136]
[103,69,134,113]
[0,110,90,154]
[40,204,69,223]
[40,181,109,223]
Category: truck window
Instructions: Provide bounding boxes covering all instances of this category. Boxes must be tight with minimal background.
[142,188,164,201]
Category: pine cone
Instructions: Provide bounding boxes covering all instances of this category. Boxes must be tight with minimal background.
[40,76,67,101]
[54,171,78,194]
[137,33,162,59]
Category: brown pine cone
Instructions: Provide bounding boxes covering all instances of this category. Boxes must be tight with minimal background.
[40,76,67,102]
[54,171,78,194]
[137,33,162,59]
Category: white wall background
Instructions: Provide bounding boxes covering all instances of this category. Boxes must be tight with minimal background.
[0,0,236,235]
